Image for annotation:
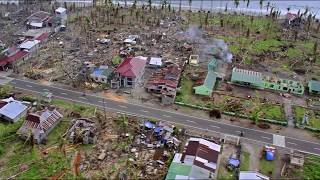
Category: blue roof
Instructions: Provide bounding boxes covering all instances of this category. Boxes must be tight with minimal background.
[93,69,105,75]
[154,126,163,133]
[144,121,155,129]
[228,158,240,167]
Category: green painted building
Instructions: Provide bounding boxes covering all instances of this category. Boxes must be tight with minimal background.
[308,80,320,95]
[193,59,218,97]
[231,68,305,95]
[231,68,264,88]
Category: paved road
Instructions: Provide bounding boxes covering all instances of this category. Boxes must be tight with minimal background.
[9,78,320,155]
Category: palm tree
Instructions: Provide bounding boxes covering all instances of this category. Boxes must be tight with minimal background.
[234,0,240,9]
[148,0,152,12]
[313,41,318,63]
[247,0,250,8]
[259,0,263,14]
[179,0,182,12]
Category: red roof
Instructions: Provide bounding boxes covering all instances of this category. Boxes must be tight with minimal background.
[287,13,297,21]
[0,50,28,66]
[116,57,146,77]
[35,32,49,42]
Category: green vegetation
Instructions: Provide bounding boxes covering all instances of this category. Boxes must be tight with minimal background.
[0,85,12,98]
[52,99,96,117]
[240,152,250,171]
[259,158,276,176]
[252,39,284,54]
[293,155,320,179]
[46,120,70,145]
[260,104,285,121]
[294,106,320,129]
[217,165,235,180]
[0,119,23,139]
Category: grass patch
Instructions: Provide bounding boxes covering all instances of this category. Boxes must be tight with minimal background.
[0,119,23,139]
[252,39,284,54]
[217,165,235,180]
[175,75,194,104]
[287,48,303,59]
[260,104,285,121]
[46,119,70,145]
[292,155,320,179]
[52,99,96,117]
[240,152,250,171]
[259,158,276,176]
[294,106,320,129]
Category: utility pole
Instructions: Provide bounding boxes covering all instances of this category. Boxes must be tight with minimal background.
[103,98,107,121]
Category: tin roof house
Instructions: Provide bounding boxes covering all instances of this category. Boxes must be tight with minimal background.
[166,138,221,179]
[17,107,63,144]
[0,97,28,123]
[308,80,320,95]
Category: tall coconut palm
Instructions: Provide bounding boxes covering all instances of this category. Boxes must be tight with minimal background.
[179,0,182,12]
[313,41,318,63]
[234,0,240,9]
[247,0,250,8]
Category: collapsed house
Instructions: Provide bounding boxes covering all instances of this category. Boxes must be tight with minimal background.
[166,138,221,179]
[146,64,182,104]
[26,11,52,29]
[17,107,63,144]
[111,56,147,89]
[67,118,96,144]
[193,59,219,97]
[0,97,28,123]
[231,68,304,95]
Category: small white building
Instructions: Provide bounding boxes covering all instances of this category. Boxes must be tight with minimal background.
[90,65,113,84]
[149,57,163,68]
[55,7,67,24]
[0,97,28,123]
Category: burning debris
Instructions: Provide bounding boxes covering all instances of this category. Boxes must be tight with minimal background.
[67,118,97,145]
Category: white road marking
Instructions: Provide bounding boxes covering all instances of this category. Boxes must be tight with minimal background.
[210,125,221,129]
[287,142,297,146]
[79,97,87,100]
[26,85,32,88]
[11,81,16,84]
[261,136,272,140]
[61,92,68,95]
[43,89,49,91]
[141,110,149,113]
[162,114,171,117]
[98,100,104,103]
[314,148,320,151]
[273,134,286,147]
[186,120,196,124]
[118,105,128,108]
[235,130,242,133]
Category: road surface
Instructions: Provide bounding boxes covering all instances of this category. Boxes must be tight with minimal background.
[9,78,320,155]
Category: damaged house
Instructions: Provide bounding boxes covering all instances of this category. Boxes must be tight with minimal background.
[90,65,114,84]
[67,118,96,144]
[146,64,182,104]
[17,107,63,144]
[26,11,52,29]
[166,137,221,179]
[111,56,147,89]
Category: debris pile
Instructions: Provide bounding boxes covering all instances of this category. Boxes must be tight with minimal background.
[67,118,97,144]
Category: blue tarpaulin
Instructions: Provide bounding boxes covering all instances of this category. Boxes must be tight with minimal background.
[144,121,155,129]
[228,158,240,167]
[265,151,275,161]
[154,126,163,134]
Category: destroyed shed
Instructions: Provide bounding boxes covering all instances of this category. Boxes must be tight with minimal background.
[17,107,63,144]
[26,11,52,29]
[166,138,221,179]
[0,97,28,123]
[67,118,96,144]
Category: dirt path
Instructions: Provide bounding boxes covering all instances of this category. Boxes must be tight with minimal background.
[242,142,261,171]
[283,98,294,127]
